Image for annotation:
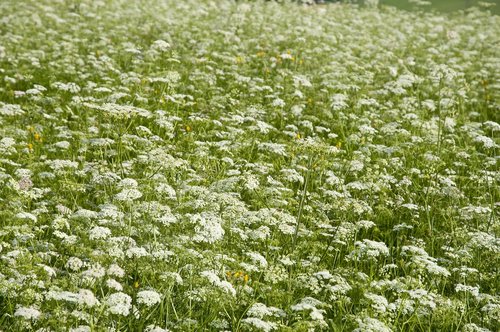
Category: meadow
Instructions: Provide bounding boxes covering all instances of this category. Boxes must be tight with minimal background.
[379,0,500,14]
[0,0,498,331]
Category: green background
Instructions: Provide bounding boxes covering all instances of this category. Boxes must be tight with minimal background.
[322,0,500,14]
[380,0,500,13]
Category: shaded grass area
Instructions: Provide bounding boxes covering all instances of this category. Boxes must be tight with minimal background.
[380,0,500,14]
[323,0,500,14]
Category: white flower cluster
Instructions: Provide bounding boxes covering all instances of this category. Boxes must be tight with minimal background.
[137,290,162,307]
[192,213,225,244]
[348,239,390,261]
[200,271,236,296]
[106,292,132,316]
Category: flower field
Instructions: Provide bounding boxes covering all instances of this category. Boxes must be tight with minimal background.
[0,0,498,331]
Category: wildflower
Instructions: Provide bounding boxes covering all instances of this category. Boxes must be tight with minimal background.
[54,140,70,149]
[125,247,149,259]
[348,239,389,261]
[78,289,100,307]
[15,212,37,223]
[192,213,225,244]
[145,326,171,332]
[455,284,480,298]
[107,264,125,278]
[247,303,285,319]
[14,306,41,320]
[364,292,389,313]
[354,317,391,332]
[241,318,277,332]
[137,290,162,307]
[150,40,171,52]
[247,252,268,269]
[115,188,143,201]
[106,278,123,291]
[463,323,492,332]
[271,98,285,108]
[89,226,112,240]
[201,271,236,296]
[70,326,91,332]
[106,292,132,316]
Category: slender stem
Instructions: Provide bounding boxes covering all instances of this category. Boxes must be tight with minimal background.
[292,156,312,250]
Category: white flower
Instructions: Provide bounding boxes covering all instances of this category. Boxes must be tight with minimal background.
[15,212,37,223]
[258,142,287,156]
[354,317,391,332]
[125,246,149,259]
[245,174,260,190]
[156,183,177,199]
[463,323,492,332]
[0,103,25,116]
[106,292,132,316]
[78,289,100,307]
[52,82,80,93]
[313,270,333,281]
[89,226,112,240]
[364,292,389,313]
[54,141,70,149]
[241,317,277,332]
[192,213,225,244]
[291,297,325,312]
[81,263,106,281]
[46,290,79,303]
[247,303,285,319]
[106,278,123,291]
[281,168,304,184]
[200,271,236,296]
[115,188,142,201]
[247,252,268,269]
[455,284,480,298]
[348,239,389,261]
[70,326,91,332]
[271,98,285,108]
[473,135,496,149]
[330,93,349,111]
[137,290,162,307]
[107,264,125,278]
[151,40,171,52]
[40,264,57,278]
[14,306,41,320]
[47,159,79,171]
[402,245,451,277]
[118,178,138,189]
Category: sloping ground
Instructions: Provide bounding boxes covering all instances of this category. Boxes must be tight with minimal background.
[0,0,498,331]
[380,0,500,14]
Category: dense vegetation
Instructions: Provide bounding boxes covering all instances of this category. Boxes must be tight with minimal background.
[0,0,498,331]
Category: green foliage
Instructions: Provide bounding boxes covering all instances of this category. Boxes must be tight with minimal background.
[0,0,498,331]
